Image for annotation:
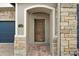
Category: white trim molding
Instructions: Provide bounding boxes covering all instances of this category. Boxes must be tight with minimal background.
[24,5,56,37]
[57,3,61,56]
[15,3,18,36]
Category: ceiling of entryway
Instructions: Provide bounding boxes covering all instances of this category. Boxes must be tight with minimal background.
[28,7,51,14]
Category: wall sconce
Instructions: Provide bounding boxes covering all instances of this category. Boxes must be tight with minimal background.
[18,24,24,28]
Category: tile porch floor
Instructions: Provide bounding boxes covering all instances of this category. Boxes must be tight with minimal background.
[27,43,51,56]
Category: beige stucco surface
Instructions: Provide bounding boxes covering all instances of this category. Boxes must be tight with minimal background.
[17,3,57,35]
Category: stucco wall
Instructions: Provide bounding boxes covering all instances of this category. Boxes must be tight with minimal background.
[17,3,57,35]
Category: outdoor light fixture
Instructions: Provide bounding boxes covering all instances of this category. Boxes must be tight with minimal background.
[18,24,24,28]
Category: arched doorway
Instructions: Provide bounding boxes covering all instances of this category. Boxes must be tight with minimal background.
[24,5,55,56]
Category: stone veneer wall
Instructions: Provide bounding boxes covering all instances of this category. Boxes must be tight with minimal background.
[0,7,15,56]
[60,4,77,56]
[14,36,26,56]
[0,43,14,56]
[0,8,15,20]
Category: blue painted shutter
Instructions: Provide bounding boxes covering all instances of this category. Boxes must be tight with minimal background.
[0,21,15,43]
[77,4,79,48]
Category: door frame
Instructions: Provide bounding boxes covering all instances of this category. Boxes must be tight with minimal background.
[31,13,50,44]
[24,5,56,55]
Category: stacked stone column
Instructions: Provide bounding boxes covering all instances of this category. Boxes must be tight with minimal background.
[60,4,77,56]
[14,36,26,56]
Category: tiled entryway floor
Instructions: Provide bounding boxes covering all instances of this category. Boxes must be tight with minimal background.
[27,44,51,56]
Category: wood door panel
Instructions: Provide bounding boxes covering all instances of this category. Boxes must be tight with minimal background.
[35,19,45,42]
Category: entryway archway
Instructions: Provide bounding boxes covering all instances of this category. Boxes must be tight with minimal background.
[24,5,55,56]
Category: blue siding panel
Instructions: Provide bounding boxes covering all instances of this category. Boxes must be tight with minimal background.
[0,21,15,43]
[77,4,79,48]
